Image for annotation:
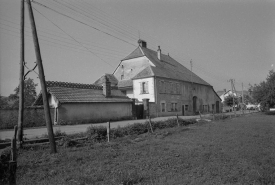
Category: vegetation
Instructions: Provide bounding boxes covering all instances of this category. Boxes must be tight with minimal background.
[3,78,38,109]
[224,94,239,107]
[252,70,275,110]
[0,95,9,109]
[7,113,275,184]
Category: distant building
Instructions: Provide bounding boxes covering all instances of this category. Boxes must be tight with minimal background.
[112,40,221,117]
[33,78,133,124]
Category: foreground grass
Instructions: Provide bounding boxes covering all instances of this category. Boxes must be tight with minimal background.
[16,113,275,185]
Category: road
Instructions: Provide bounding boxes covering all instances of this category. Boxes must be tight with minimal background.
[0,110,256,140]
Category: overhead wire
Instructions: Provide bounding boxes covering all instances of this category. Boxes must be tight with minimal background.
[53,0,137,41]
[32,0,137,47]
[1,17,130,55]
[32,6,117,67]
[0,22,126,59]
[7,1,246,88]
[0,26,125,59]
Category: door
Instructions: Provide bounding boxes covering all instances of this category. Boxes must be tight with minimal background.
[135,104,144,119]
[182,105,185,116]
[193,96,197,114]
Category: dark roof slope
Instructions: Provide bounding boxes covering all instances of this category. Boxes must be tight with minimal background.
[117,79,133,89]
[93,74,118,86]
[129,46,210,86]
[122,47,144,61]
[33,81,132,105]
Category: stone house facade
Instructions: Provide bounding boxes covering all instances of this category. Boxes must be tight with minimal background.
[113,40,221,117]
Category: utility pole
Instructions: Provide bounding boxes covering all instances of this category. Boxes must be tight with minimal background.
[26,0,57,153]
[242,83,244,104]
[17,0,25,147]
[229,79,236,117]
[190,59,193,85]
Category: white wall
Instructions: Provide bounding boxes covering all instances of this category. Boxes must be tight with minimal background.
[133,77,155,102]
[49,94,58,108]
[126,90,134,99]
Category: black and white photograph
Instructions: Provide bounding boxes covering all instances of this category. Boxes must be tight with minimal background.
[0,0,274,184]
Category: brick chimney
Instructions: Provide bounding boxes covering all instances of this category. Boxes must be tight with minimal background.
[157,46,161,60]
[224,89,226,93]
[103,75,111,97]
[138,39,147,48]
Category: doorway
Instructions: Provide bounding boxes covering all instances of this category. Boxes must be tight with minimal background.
[216,101,219,113]
[193,96,197,114]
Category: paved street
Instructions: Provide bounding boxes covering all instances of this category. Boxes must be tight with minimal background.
[0,110,256,140]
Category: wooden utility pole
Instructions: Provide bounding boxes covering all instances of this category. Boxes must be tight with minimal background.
[26,0,57,153]
[242,83,244,104]
[229,79,236,117]
[17,0,25,147]
[190,59,193,85]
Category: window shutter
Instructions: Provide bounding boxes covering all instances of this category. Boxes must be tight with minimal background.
[145,82,148,93]
[140,82,143,94]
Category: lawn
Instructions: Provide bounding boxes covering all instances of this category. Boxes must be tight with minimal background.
[15,113,275,184]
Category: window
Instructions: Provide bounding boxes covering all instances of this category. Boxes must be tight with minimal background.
[140,81,148,94]
[212,104,215,111]
[161,103,166,112]
[121,74,124,80]
[171,103,178,112]
[185,105,189,111]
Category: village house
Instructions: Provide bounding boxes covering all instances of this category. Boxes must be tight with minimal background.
[32,77,133,124]
[111,40,221,117]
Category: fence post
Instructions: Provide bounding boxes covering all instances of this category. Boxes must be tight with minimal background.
[107,121,110,142]
[148,116,154,133]
[9,126,18,185]
[176,114,179,127]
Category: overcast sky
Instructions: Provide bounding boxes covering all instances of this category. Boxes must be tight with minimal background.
[0,0,274,96]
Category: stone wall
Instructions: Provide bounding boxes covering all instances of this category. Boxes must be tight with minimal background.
[0,107,54,130]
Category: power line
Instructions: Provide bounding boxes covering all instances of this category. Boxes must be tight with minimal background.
[52,0,137,41]
[32,6,115,67]
[0,26,125,59]
[32,1,137,47]
[0,18,129,55]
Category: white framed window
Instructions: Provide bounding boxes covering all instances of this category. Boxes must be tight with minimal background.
[170,102,178,112]
[140,81,149,94]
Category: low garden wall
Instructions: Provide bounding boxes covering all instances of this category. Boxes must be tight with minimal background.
[0,107,54,130]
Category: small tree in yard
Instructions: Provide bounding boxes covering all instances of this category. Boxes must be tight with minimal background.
[0,95,9,109]
[252,70,275,110]
[8,78,38,108]
[224,94,239,107]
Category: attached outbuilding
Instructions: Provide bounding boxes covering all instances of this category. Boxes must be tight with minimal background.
[33,77,133,125]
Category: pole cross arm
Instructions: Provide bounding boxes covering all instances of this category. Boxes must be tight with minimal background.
[24,63,37,80]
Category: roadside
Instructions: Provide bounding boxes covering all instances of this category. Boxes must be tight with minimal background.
[15,112,275,184]
[0,110,257,140]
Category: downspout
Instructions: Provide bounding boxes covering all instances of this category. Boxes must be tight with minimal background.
[154,76,158,117]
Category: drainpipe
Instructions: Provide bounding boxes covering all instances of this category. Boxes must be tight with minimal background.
[154,76,158,117]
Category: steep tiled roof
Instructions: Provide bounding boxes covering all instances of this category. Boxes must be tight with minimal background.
[122,47,144,61]
[131,46,210,86]
[33,81,132,105]
[117,79,133,89]
[93,74,118,86]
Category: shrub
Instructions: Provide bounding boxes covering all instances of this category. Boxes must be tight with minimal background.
[265,111,275,115]
[86,126,107,141]
[85,118,196,142]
